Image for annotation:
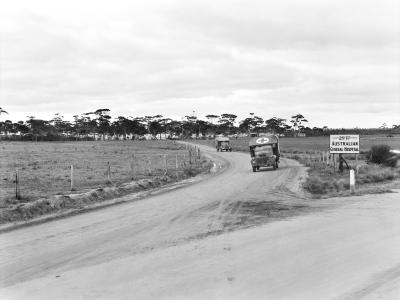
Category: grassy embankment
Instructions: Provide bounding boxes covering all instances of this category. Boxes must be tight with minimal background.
[0,140,212,223]
[192,135,400,198]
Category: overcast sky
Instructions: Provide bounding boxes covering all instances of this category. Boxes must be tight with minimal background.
[1,0,399,128]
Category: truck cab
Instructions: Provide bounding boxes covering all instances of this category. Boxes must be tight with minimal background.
[249,135,280,172]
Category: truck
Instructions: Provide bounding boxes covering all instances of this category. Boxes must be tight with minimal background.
[249,135,280,172]
[215,136,232,152]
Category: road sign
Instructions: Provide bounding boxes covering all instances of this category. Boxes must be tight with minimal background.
[330,135,360,154]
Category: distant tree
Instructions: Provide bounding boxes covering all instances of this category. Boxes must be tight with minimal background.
[218,113,237,133]
[73,115,96,138]
[239,115,263,133]
[26,117,51,141]
[85,109,112,139]
[50,113,72,136]
[290,114,308,134]
[14,121,30,136]
[167,120,183,136]
[0,107,8,117]
[265,117,287,134]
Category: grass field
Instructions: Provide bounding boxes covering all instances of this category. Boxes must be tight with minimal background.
[0,140,208,206]
[193,135,400,154]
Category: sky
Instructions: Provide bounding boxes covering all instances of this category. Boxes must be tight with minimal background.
[0,0,399,128]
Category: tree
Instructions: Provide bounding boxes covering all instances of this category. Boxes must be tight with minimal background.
[73,114,96,138]
[239,115,263,133]
[265,117,287,134]
[167,120,184,137]
[218,113,237,134]
[290,114,308,134]
[0,107,8,117]
[50,113,72,136]
[26,117,51,141]
[85,109,112,139]
[380,123,387,129]
[14,121,30,136]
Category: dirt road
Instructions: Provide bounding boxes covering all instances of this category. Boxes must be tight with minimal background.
[1,144,399,299]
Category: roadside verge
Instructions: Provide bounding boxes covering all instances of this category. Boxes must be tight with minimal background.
[0,148,229,233]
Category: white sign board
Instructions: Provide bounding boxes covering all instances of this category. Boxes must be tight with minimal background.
[330,135,360,154]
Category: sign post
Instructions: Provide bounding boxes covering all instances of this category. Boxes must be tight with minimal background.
[330,135,360,191]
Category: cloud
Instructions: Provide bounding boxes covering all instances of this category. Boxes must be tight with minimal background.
[0,0,399,127]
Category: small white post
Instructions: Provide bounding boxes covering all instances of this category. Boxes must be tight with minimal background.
[350,169,355,193]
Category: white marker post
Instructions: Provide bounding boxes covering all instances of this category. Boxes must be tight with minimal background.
[350,169,355,194]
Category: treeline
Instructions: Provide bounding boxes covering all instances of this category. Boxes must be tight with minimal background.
[0,108,399,141]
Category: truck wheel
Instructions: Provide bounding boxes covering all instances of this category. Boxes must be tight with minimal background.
[229,149,232,152]
[256,166,260,170]
[252,166,257,172]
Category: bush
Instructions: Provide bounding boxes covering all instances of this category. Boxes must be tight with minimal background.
[368,145,397,167]
[303,177,332,194]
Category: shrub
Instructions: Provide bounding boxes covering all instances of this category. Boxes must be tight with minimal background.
[368,145,397,167]
[303,177,332,194]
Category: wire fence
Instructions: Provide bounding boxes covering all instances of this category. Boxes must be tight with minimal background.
[0,141,204,204]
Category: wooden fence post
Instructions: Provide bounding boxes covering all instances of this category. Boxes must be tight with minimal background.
[70,165,74,191]
[164,154,168,175]
[107,162,112,183]
[148,159,152,175]
[333,154,336,172]
[355,154,359,175]
[15,169,21,200]
[175,154,179,178]
[130,153,135,178]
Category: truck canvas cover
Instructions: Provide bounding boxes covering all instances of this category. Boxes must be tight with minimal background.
[249,135,278,147]
[215,137,230,142]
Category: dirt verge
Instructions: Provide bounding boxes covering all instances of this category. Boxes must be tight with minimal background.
[0,159,214,226]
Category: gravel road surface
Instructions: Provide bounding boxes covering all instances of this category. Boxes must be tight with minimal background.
[1,143,399,299]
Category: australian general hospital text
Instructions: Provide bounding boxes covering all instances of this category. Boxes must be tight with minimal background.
[330,142,359,152]
[329,135,360,153]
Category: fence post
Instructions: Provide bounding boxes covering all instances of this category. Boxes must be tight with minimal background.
[332,154,336,172]
[15,169,21,200]
[148,159,152,175]
[355,154,359,175]
[164,154,167,175]
[70,165,74,191]
[107,162,112,183]
[130,153,135,178]
[175,154,179,178]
